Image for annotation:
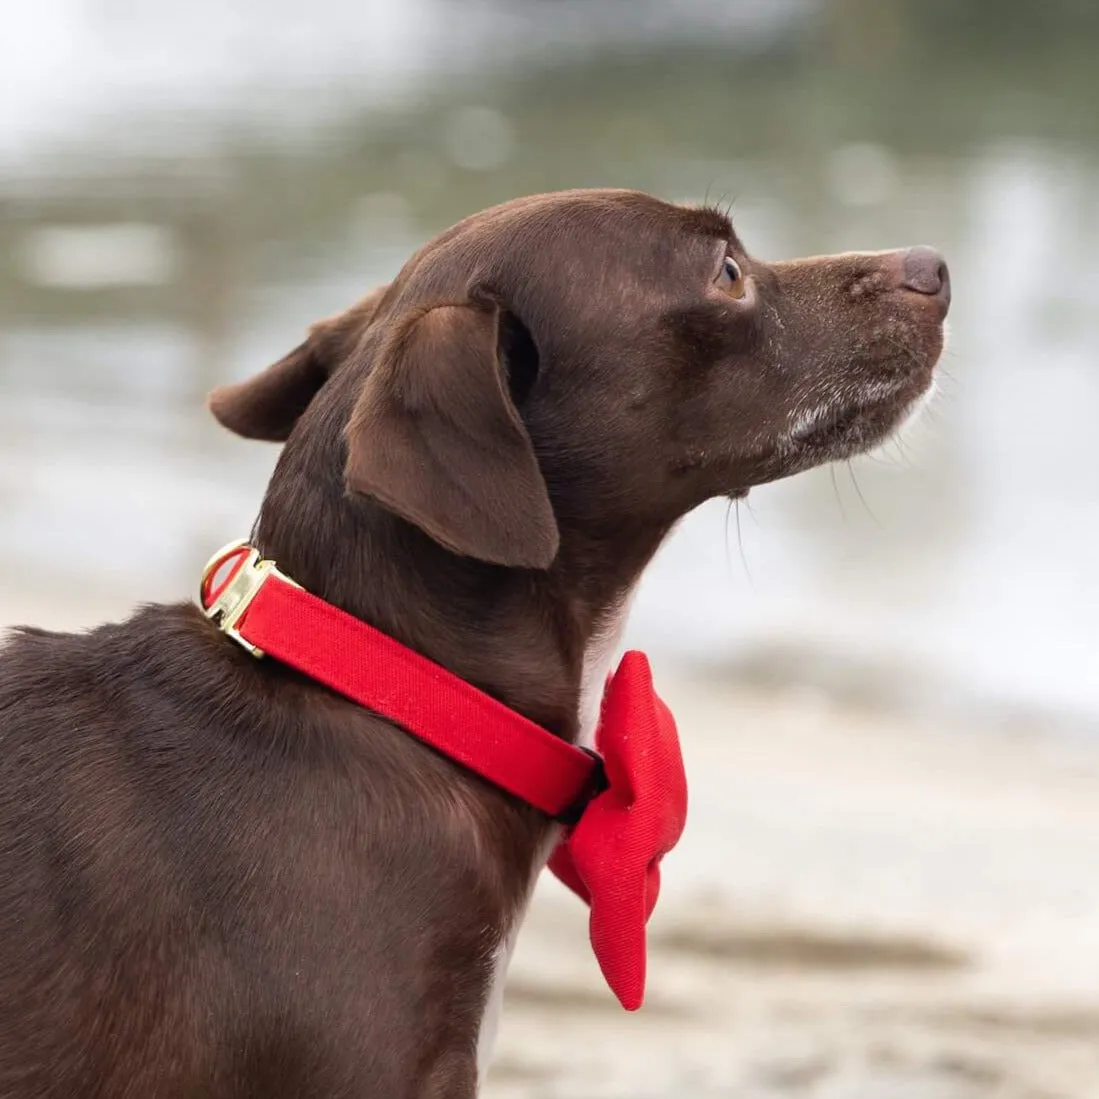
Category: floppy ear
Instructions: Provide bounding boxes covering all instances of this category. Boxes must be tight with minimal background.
[344,296,559,570]
[208,284,389,442]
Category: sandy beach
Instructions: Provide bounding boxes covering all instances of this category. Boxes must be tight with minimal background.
[6,585,1099,1098]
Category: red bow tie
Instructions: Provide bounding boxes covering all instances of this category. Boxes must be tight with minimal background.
[546,655,687,1008]
[200,541,687,1011]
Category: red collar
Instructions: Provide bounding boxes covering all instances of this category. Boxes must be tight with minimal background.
[199,540,687,1010]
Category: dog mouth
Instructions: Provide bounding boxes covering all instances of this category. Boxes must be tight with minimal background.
[789,376,932,459]
[792,402,866,449]
[788,318,944,461]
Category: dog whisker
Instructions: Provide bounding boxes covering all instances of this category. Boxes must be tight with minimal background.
[846,460,881,526]
[829,463,847,520]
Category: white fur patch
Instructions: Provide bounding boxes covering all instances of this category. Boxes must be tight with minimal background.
[475,916,527,1087]
[474,595,635,1088]
[576,595,634,750]
[785,400,835,445]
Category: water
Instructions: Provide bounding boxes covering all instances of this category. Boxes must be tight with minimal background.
[2,0,1099,731]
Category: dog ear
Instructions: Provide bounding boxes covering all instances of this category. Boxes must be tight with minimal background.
[208,284,389,442]
[344,295,559,570]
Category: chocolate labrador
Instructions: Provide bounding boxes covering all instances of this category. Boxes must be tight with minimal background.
[0,189,949,1098]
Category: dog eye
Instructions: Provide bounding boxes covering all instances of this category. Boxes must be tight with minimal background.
[717,255,747,300]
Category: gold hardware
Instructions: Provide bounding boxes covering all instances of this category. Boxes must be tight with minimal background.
[199,539,298,658]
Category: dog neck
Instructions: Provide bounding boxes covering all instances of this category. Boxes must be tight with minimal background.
[252,428,669,749]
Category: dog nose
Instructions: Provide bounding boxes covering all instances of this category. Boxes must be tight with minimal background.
[901,246,950,307]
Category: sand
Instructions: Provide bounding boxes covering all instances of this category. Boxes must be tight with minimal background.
[488,675,1099,1099]
[5,584,1099,1098]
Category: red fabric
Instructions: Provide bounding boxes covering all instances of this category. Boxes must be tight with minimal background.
[547,652,687,1010]
[200,546,687,1010]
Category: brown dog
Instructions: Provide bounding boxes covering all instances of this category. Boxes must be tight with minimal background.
[0,189,949,1098]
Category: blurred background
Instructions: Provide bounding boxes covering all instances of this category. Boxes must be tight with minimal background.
[4,1,1099,1096]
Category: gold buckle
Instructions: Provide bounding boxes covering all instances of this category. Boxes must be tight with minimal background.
[199,539,298,658]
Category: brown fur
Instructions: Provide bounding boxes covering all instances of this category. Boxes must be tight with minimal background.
[0,189,949,1098]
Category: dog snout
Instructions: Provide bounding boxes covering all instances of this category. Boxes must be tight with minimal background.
[899,246,951,312]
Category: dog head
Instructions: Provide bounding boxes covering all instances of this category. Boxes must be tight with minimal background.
[211,189,949,571]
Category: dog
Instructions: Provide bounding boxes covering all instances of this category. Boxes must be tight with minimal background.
[0,189,949,1098]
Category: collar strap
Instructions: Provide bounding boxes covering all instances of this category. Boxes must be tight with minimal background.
[199,541,606,821]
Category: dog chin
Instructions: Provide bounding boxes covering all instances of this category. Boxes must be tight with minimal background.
[787,373,938,466]
[873,373,938,454]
